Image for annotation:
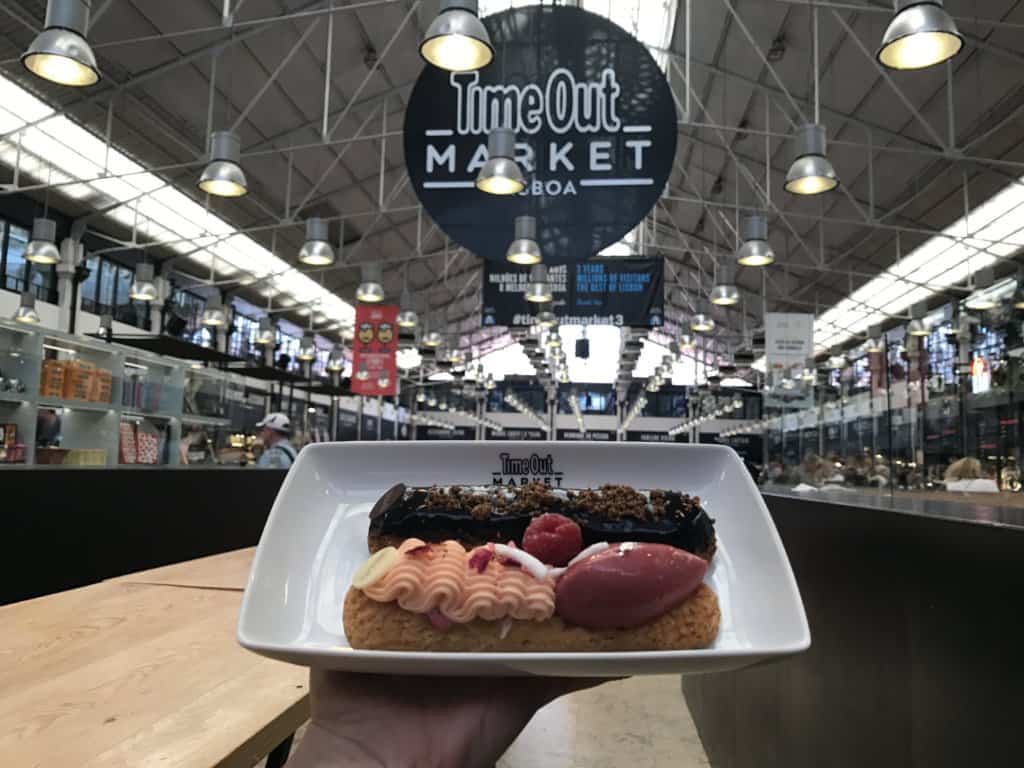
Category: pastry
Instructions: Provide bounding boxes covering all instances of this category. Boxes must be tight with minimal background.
[342,530,720,653]
[368,482,716,560]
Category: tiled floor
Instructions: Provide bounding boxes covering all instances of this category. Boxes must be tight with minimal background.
[498,676,709,768]
[256,676,708,767]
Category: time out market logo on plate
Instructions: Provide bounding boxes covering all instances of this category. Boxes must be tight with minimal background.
[404,5,676,265]
[492,452,565,487]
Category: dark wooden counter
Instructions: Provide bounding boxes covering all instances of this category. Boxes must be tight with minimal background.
[683,492,1024,768]
[1,468,287,605]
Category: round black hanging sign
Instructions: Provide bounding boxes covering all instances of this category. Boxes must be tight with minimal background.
[404,5,677,264]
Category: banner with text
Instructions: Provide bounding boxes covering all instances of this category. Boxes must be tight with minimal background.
[351,304,398,397]
[482,258,664,328]
[765,313,815,372]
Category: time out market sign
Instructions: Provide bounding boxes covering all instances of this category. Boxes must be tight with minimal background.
[404,5,677,264]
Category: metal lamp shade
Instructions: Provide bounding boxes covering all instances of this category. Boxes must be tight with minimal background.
[785,124,839,195]
[356,262,385,303]
[691,313,716,333]
[256,317,275,345]
[546,333,562,349]
[536,311,557,328]
[506,216,541,264]
[25,218,59,265]
[524,264,552,303]
[22,0,99,87]
[13,291,40,324]
[298,217,335,266]
[397,308,419,328]
[129,263,157,301]
[420,0,493,72]
[298,332,317,362]
[736,214,774,266]
[198,131,247,197]
[679,333,695,350]
[476,127,525,195]
[877,1,962,70]
[907,319,930,337]
[965,292,998,311]
[201,295,227,327]
[711,265,740,306]
[398,289,418,328]
[422,330,443,348]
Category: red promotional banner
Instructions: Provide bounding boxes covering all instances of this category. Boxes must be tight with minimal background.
[351,304,398,397]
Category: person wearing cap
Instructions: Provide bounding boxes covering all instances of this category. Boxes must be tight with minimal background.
[255,412,298,469]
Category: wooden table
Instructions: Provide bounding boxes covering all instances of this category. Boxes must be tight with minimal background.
[0,548,309,768]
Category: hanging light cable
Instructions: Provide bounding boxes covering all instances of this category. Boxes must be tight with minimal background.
[25,218,60,265]
[877,0,962,70]
[736,213,775,267]
[506,215,542,265]
[297,217,335,266]
[198,130,248,197]
[476,125,525,195]
[21,0,100,87]
[420,0,494,72]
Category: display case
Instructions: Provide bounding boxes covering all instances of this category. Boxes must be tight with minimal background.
[0,320,41,465]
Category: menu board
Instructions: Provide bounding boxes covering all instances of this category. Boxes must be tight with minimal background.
[486,428,547,441]
[555,429,615,441]
[482,259,664,328]
[625,431,686,443]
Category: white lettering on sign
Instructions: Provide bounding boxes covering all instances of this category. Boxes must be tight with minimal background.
[422,67,654,194]
[452,69,622,136]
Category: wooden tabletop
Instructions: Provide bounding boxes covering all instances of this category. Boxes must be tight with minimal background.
[0,548,309,768]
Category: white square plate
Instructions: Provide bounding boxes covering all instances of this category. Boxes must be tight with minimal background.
[238,441,810,676]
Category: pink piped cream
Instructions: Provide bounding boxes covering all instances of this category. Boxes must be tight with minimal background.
[362,538,555,622]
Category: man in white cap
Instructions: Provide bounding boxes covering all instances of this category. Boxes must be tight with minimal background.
[255,412,297,469]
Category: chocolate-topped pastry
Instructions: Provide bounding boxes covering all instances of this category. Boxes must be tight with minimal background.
[367,482,716,560]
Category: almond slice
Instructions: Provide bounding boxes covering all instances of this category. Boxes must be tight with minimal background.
[352,546,400,589]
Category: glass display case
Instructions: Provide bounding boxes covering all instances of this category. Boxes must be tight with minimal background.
[0,320,41,465]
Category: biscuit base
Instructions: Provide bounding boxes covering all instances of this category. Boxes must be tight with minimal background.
[343,584,720,652]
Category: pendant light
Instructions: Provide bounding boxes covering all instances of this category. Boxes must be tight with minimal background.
[506,215,542,265]
[786,9,838,196]
[129,263,157,301]
[865,324,884,353]
[420,0,494,73]
[25,218,60,265]
[691,300,716,334]
[421,314,443,348]
[907,301,931,337]
[546,331,562,349]
[202,294,227,327]
[198,130,248,198]
[878,0,962,71]
[356,262,385,303]
[426,392,438,407]
[736,214,775,267]
[536,310,557,329]
[476,126,525,195]
[297,217,335,266]
[256,317,275,345]
[21,0,100,87]
[965,267,998,311]
[785,123,839,195]
[416,389,426,404]
[1014,269,1024,310]
[12,291,40,324]
[298,332,317,362]
[679,332,695,352]
[711,264,740,306]
[524,264,553,303]
[397,290,418,329]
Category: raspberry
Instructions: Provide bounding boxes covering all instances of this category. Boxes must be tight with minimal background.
[522,513,583,566]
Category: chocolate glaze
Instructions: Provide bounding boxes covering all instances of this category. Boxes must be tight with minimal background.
[368,483,716,559]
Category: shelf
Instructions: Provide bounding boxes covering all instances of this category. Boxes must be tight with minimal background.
[38,398,117,414]
[181,414,232,428]
[0,392,32,406]
[122,410,179,422]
